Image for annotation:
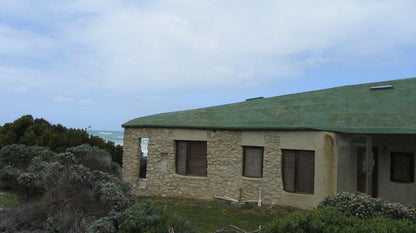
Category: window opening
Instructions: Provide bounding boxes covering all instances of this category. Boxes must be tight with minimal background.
[176,140,207,176]
[390,152,414,183]
[243,146,263,178]
[139,138,149,178]
[282,149,315,194]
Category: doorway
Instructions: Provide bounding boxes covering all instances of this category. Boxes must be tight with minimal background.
[356,147,378,197]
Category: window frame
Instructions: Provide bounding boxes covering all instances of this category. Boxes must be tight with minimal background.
[390,152,414,183]
[175,140,207,177]
[242,146,264,178]
[282,149,315,194]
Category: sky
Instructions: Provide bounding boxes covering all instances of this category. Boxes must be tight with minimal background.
[1,0,415,131]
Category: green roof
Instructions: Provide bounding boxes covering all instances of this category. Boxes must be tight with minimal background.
[122,77,416,134]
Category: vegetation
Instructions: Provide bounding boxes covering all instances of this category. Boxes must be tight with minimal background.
[0,144,194,232]
[137,197,303,233]
[262,206,416,233]
[88,202,196,233]
[0,192,18,209]
[0,115,123,165]
[263,192,416,233]
[319,192,416,222]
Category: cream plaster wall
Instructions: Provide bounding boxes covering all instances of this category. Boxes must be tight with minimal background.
[335,134,416,207]
[122,128,337,209]
[373,135,416,206]
[278,131,337,208]
[336,134,358,193]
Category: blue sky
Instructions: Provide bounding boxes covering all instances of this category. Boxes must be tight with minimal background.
[1,0,415,131]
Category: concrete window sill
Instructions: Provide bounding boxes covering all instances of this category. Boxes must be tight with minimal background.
[241,176,263,181]
[173,173,208,180]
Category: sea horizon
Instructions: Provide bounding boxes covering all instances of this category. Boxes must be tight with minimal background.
[87,130,123,146]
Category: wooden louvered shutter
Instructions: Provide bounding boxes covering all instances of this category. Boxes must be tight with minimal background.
[296,151,315,193]
[188,141,207,176]
[390,152,414,183]
[176,141,187,175]
[243,147,263,178]
[282,150,296,192]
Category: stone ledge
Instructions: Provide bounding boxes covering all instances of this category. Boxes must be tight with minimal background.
[240,176,263,181]
[172,173,209,180]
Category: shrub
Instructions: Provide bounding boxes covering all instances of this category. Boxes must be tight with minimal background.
[262,206,416,233]
[0,144,53,169]
[87,203,197,233]
[0,144,56,193]
[66,144,121,177]
[97,182,133,212]
[0,165,20,190]
[0,144,194,233]
[0,115,123,166]
[115,202,196,233]
[319,192,416,222]
[86,217,116,233]
[16,172,43,200]
[0,145,133,232]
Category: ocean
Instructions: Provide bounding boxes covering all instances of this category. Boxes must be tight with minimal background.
[87,130,149,156]
[88,130,124,146]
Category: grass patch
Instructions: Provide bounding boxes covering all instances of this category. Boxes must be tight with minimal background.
[137,197,303,233]
[0,192,18,209]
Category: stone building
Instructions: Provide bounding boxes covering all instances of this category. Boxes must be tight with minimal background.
[122,77,416,209]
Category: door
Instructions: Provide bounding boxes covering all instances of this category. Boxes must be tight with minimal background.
[356,147,378,197]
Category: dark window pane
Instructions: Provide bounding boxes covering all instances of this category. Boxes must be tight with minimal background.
[391,152,414,183]
[188,141,207,176]
[176,141,207,177]
[282,150,296,192]
[282,149,314,194]
[296,151,315,193]
[243,147,263,178]
[176,141,187,175]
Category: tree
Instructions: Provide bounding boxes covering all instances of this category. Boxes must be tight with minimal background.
[0,115,123,166]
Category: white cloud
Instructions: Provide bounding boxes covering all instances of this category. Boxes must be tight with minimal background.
[0,0,415,95]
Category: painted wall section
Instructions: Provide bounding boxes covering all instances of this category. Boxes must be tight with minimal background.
[123,128,337,209]
[373,135,416,206]
[336,134,416,207]
[279,131,336,208]
[336,134,358,193]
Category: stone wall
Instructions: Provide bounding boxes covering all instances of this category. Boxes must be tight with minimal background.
[122,128,335,208]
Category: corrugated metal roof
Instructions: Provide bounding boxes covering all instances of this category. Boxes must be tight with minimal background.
[122,77,416,134]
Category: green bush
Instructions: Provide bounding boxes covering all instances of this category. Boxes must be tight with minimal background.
[0,144,133,232]
[319,192,416,222]
[0,115,123,166]
[0,144,54,169]
[0,144,124,199]
[116,202,196,233]
[87,202,196,233]
[1,144,194,233]
[97,182,133,212]
[67,144,121,177]
[262,206,416,233]
[86,217,116,233]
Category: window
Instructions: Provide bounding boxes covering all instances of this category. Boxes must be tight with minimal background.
[390,152,414,183]
[243,146,263,178]
[139,138,149,178]
[176,141,207,176]
[282,149,315,194]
